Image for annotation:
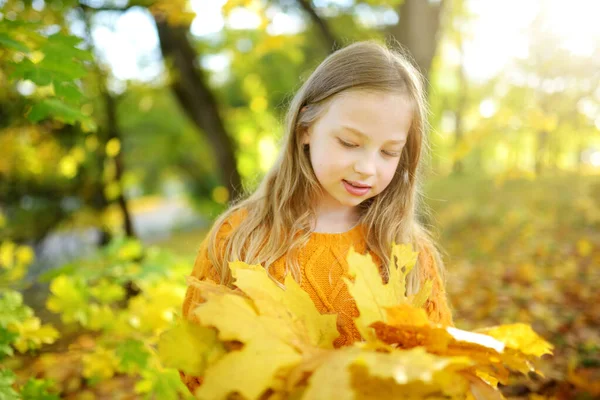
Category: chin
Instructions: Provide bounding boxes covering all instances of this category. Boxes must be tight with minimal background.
[337,196,366,207]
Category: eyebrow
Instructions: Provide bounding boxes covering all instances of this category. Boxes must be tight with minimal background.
[340,125,406,145]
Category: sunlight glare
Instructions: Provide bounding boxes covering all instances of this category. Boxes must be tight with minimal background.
[479,99,497,118]
[590,151,600,168]
[190,0,226,36]
[543,0,600,57]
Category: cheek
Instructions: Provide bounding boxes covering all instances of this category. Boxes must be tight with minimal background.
[378,164,399,190]
[309,148,331,182]
[310,144,348,179]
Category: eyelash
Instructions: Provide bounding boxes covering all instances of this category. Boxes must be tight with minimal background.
[337,139,400,157]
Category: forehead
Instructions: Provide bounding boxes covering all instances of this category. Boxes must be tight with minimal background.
[321,90,413,141]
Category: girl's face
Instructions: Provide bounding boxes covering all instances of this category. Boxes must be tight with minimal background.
[302,90,413,213]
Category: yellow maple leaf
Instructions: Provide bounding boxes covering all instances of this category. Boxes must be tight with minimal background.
[229,261,339,348]
[301,346,473,400]
[473,323,554,357]
[196,339,301,400]
[343,243,422,340]
[158,243,554,399]
[372,319,547,380]
[189,279,303,399]
[384,303,431,327]
[410,279,433,308]
[158,319,226,376]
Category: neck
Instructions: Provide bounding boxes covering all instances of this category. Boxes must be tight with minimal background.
[313,202,360,233]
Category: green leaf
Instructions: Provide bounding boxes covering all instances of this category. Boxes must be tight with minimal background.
[38,55,87,81]
[9,59,54,86]
[27,98,89,125]
[0,32,30,52]
[53,81,83,103]
[20,378,59,400]
[0,369,19,400]
[135,369,191,400]
[42,33,93,62]
[0,327,18,359]
[0,291,32,328]
[38,263,77,283]
[116,339,150,374]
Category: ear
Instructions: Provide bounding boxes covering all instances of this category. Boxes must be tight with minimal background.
[300,126,310,145]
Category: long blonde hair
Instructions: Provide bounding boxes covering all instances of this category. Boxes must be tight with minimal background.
[206,40,445,295]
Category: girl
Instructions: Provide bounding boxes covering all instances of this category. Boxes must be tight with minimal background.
[181,41,454,392]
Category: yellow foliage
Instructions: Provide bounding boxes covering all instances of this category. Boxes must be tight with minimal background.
[87,304,116,331]
[85,134,98,151]
[82,347,120,380]
[0,241,16,269]
[127,281,185,334]
[15,245,35,266]
[222,0,256,16]
[105,138,121,157]
[104,181,121,201]
[59,155,78,178]
[89,279,126,304]
[228,261,339,348]
[301,347,473,400]
[158,320,226,376]
[9,317,59,353]
[158,243,553,399]
[117,240,143,261]
[211,186,230,204]
[250,96,268,113]
[473,323,554,358]
[46,275,89,324]
[576,239,592,257]
[70,146,86,163]
[149,0,196,26]
[342,244,426,340]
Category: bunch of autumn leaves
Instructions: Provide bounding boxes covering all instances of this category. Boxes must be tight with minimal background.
[158,244,553,400]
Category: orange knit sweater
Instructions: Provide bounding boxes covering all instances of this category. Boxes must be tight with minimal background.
[180,213,454,393]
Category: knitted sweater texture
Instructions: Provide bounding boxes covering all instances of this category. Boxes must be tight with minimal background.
[180,212,454,393]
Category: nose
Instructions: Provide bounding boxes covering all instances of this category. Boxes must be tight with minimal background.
[353,152,377,177]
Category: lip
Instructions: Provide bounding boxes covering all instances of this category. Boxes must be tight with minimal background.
[343,180,371,196]
[343,179,372,188]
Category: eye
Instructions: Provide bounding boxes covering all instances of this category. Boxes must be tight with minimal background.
[337,138,357,148]
[382,150,401,157]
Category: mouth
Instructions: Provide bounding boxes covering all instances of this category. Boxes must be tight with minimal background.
[343,179,372,189]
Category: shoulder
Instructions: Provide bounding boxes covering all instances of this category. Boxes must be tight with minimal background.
[191,206,248,283]
[210,206,249,241]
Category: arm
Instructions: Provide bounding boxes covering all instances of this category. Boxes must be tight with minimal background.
[179,209,245,393]
[418,247,454,327]
[179,236,223,393]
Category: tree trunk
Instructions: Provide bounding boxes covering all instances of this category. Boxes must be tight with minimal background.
[103,91,136,238]
[296,0,338,53]
[535,130,548,176]
[154,19,243,199]
[387,0,446,82]
[453,32,467,175]
[576,141,584,173]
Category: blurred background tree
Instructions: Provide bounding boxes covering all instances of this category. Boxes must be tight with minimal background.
[1,0,599,398]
